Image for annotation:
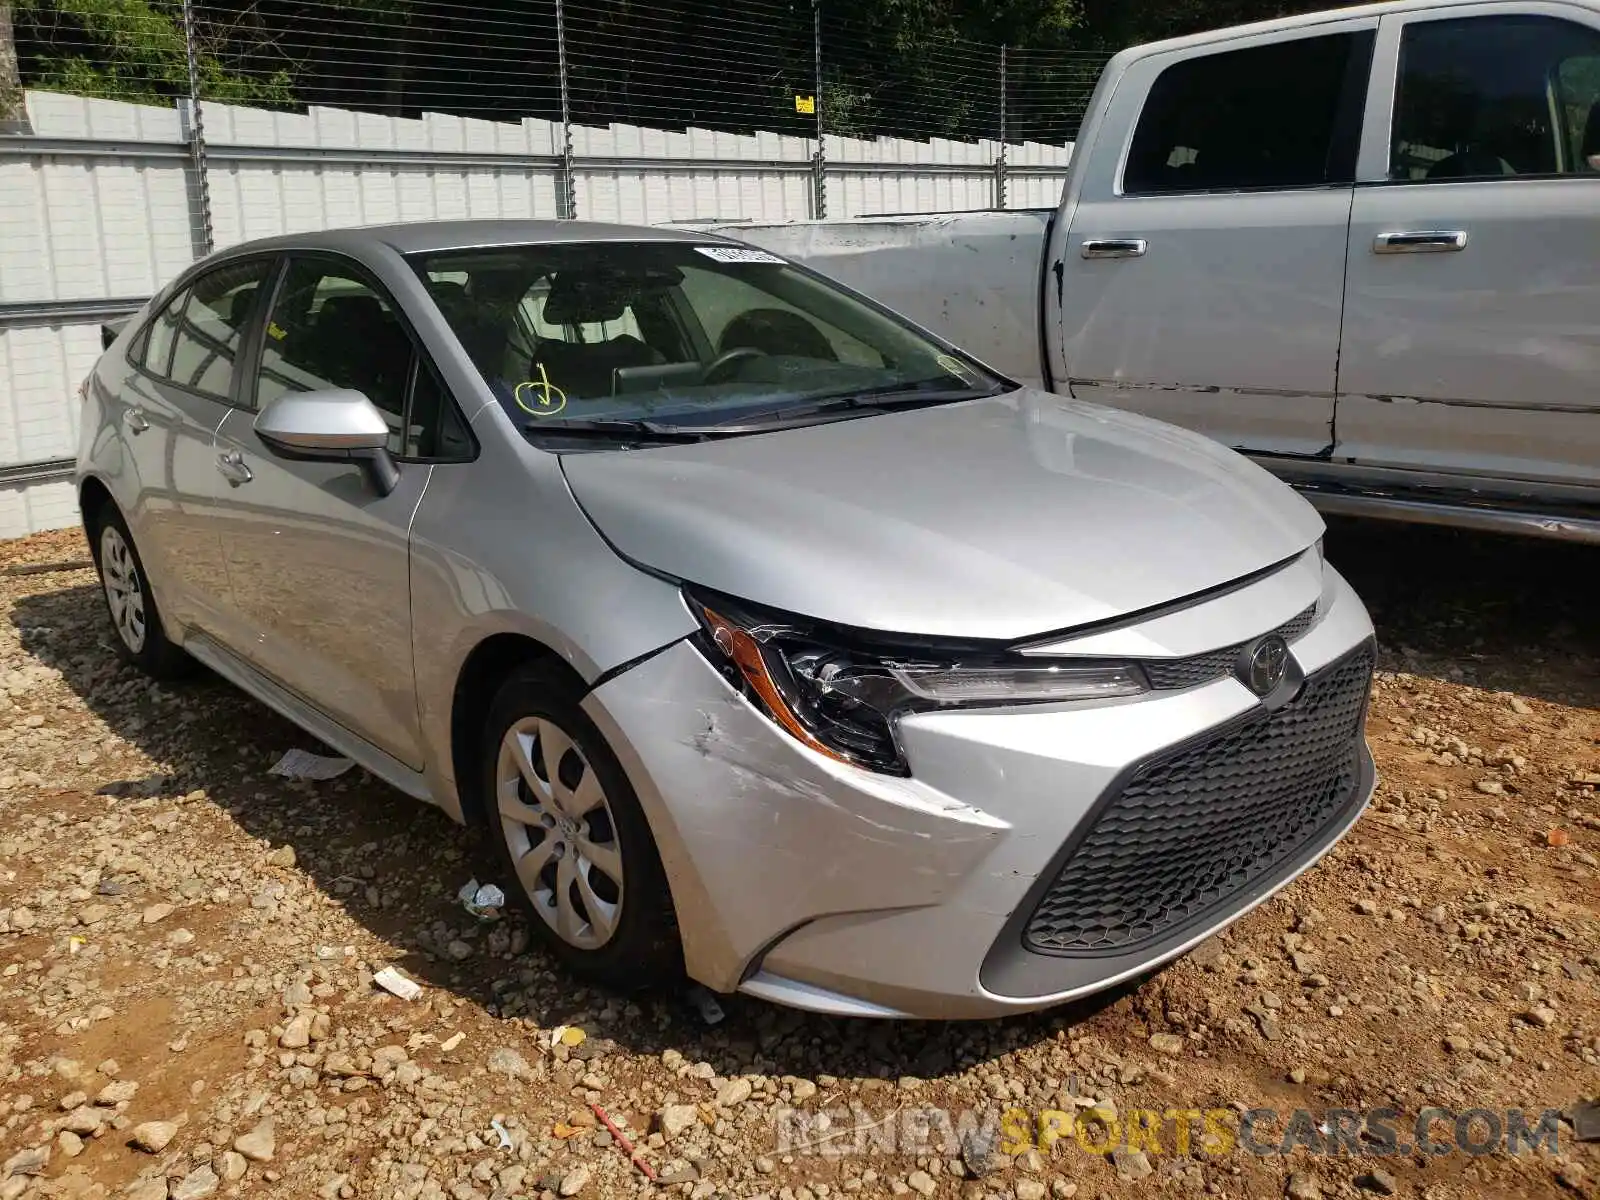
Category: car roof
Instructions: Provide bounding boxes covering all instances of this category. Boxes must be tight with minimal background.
[214,219,732,260]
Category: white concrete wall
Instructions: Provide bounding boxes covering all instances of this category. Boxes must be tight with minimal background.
[0,90,1072,537]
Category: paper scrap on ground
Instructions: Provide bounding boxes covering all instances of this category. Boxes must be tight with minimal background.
[491,1119,514,1150]
[269,749,355,781]
[373,966,423,1002]
[687,985,726,1025]
[440,1031,465,1053]
[457,878,506,921]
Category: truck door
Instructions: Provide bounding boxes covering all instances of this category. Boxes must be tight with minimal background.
[1337,4,1600,486]
[1053,20,1376,457]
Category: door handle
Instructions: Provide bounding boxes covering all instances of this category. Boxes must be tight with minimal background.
[123,407,150,435]
[1081,238,1148,260]
[216,449,253,487]
[1373,230,1468,254]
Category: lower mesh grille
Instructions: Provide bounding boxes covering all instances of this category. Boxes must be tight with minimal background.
[1143,603,1319,691]
[1023,645,1374,956]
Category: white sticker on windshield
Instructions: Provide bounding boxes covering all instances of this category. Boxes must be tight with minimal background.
[695,245,786,265]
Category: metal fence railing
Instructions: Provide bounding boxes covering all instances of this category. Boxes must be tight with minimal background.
[5,0,1110,226]
[0,1,1107,532]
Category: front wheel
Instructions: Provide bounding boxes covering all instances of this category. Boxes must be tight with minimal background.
[480,661,681,990]
[91,505,190,679]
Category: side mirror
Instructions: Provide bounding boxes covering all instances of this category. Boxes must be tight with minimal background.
[254,389,401,496]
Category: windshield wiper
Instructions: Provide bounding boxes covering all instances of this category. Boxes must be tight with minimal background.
[522,417,718,445]
[524,381,1007,444]
[667,383,1002,433]
[844,379,1008,405]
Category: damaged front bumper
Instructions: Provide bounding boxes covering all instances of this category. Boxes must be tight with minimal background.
[581,560,1377,1020]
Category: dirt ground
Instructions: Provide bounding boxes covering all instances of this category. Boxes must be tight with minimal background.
[0,518,1595,1200]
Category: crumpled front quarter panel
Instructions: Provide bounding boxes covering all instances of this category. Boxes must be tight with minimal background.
[407,428,697,805]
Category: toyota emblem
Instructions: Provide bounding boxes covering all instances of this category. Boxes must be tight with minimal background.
[1241,634,1290,697]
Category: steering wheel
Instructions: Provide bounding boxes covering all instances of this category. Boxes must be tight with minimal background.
[701,346,768,384]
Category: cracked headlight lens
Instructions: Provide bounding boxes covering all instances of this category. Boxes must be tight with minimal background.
[686,591,1148,775]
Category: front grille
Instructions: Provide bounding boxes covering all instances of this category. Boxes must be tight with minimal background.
[1142,603,1318,691]
[1023,645,1373,955]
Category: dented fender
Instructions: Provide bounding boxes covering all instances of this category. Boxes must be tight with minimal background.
[580,639,1008,992]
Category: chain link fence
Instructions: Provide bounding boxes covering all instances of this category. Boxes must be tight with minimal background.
[6,0,1109,227]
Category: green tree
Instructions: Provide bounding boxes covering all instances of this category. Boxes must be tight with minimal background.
[1,3,22,119]
[17,0,290,104]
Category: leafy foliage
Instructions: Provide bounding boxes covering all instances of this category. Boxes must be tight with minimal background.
[17,0,289,103]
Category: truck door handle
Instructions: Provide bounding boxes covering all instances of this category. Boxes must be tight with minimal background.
[216,450,253,487]
[1081,238,1148,260]
[1373,230,1468,254]
[124,407,150,435]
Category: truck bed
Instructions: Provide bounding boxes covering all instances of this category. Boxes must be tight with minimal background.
[708,210,1056,389]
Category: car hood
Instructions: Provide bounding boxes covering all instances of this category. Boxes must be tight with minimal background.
[560,389,1324,641]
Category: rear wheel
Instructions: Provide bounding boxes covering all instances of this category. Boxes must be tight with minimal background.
[480,661,681,990]
[91,505,189,679]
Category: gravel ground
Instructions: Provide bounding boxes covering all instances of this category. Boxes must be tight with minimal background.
[0,518,1596,1200]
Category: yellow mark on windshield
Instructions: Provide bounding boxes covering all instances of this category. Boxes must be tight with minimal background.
[515,363,567,417]
[937,354,981,386]
[267,321,287,341]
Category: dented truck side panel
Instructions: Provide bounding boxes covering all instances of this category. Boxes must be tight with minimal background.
[717,0,1600,541]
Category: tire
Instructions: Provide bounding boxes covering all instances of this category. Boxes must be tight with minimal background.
[480,660,681,990]
[89,504,191,679]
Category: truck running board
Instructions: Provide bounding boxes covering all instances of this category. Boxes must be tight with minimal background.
[1302,490,1600,544]
[1286,481,1600,544]
[1247,456,1600,544]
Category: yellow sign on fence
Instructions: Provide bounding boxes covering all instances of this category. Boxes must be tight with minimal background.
[795,95,816,115]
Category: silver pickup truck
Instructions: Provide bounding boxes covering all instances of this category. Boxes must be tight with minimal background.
[719,0,1600,543]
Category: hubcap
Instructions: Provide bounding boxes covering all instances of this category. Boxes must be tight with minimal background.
[496,717,623,950]
[99,526,147,654]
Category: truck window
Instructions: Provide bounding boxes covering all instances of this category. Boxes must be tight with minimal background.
[1124,31,1372,195]
[1392,15,1600,179]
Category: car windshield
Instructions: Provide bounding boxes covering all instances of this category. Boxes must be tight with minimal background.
[408,240,1004,438]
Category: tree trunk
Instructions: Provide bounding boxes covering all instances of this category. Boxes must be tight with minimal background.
[0,3,24,125]
[382,14,413,117]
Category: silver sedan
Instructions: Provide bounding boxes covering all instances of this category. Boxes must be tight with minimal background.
[76,220,1377,1019]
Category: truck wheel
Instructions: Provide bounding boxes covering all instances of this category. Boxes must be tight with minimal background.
[480,661,682,990]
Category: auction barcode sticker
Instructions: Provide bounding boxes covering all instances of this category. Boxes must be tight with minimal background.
[695,245,786,265]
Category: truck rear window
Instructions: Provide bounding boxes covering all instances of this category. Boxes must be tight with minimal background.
[1125,30,1373,195]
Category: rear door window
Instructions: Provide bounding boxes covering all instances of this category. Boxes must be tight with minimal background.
[141,291,186,378]
[159,260,273,401]
[1391,15,1600,179]
[1125,30,1374,194]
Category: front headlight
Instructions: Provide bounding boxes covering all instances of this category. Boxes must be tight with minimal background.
[686,590,1148,775]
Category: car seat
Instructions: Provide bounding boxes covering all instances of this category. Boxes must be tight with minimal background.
[533,335,665,399]
[314,294,411,413]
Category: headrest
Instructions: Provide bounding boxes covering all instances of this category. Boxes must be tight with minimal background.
[318,294,388,330]
[543,273,632,325]
[542,264,684,326]
[1584,99,1600,162]
[228,286,257,328]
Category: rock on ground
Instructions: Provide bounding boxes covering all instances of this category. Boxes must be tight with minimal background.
[0,522,1595,1200]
